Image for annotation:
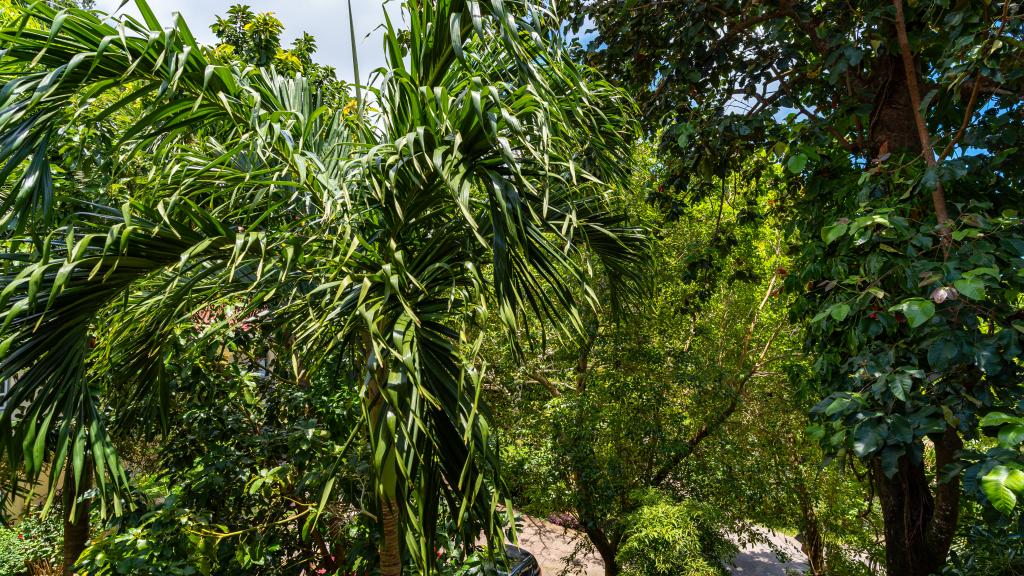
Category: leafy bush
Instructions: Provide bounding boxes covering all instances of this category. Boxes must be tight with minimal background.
[78,352,372,575]
[0,526,29,576]
[942,523,1024,576]
[76,496,220,576]
[616,492,733,576]
[17,511,63,570]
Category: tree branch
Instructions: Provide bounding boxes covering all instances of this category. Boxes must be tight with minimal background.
[938,0,1012,161]
[771,66,859,153]
[527,369,561,398]
[651,274,781,487]
[893,0,950,225]
[938,72,981,162]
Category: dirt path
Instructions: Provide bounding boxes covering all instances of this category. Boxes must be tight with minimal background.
[515,515,811,576]
[727,527,809,575]
[513,516,603,575]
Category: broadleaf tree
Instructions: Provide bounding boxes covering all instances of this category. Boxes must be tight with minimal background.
[564,1,1024,574]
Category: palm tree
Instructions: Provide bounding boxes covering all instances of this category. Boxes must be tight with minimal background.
[0,0,646,573]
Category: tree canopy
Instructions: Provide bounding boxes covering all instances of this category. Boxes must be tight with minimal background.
[0,1,1021,575]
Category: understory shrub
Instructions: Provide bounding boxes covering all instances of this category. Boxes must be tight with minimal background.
[616,492,734,576]
[17,512,63,571]
[0,511,63,576]
[942,524,1024,576]
[0,526,28,575]
[76,496,221,576]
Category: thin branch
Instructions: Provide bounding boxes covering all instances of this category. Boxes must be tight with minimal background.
[771,66,858,153]
[939,0,1013,161]
[738,274,779,370]
[715,10,788,46]
[938,72,981,162]
[527,369,561,398]
[651,274,781,486]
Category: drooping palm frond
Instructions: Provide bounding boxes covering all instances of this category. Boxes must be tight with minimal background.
[0,202,240,512]
[0,0,648,571]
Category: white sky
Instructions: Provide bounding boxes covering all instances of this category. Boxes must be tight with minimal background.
[93,0,395,84]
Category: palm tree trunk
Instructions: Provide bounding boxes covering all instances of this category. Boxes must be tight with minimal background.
[379,497,402,576]
[364,338,402,575]
[62,456,92,576]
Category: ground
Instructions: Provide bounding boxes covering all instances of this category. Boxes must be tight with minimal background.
[515,516,810,576]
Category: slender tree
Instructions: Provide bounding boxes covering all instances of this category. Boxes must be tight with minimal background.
[0,0,646,573]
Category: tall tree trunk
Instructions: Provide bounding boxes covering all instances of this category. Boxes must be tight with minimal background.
[871,431,962,576]
[872,458,938,576]
[794,479,826,576]
[379,497,402,576]
[585,524,619,576]
[364,339,402,576]
[864,10,961,571]
[62,456,92,576]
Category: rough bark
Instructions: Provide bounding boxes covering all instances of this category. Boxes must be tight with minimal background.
[62,457,92,576]
[795,477,826,576]
[582,522,619,576]
[872,456,938,576]
[871,431,962,576]
[867,53,922,156]
[379,497,403,576]
[927,430,964,561]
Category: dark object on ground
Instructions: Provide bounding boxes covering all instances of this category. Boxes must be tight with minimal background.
[472,545,542,575]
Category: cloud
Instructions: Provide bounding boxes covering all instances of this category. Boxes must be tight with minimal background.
[93,0,395,83]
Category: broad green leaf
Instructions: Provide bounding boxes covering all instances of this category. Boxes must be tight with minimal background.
[830,303,850,321]
[998,424,1024,447]
[825,397,853,416]
[980,412,1020,427]
[889,298,935,328]
[953,277,986,300]
[880,446,905,478]
[982,466,1024,514]
[962,267,999,279]
[852,423,882,457]
[889,373,911,402]
[787,153,808,174]
[821,222,848,245]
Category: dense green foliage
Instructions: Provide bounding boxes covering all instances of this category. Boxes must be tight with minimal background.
[0,0,643,574]
[566,0,1024,575]
[0,527,28,575]
[486,147,881,575]
[0,0,1020,575]
[208,5,348,106]
[0,510,62,575]
[75,347,369,574]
